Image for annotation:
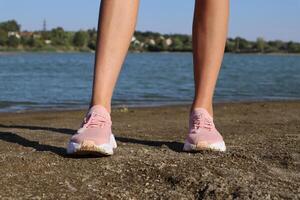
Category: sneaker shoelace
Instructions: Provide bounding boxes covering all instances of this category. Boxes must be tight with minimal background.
[191,113,214,132]
[82,112,110,128]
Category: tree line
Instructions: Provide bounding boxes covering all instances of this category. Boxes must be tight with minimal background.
[0,20,300,53]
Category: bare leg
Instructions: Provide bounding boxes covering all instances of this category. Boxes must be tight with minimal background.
[192,0,229,116]
[91,0,140,113]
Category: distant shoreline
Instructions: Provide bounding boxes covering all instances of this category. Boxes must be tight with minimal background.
[1,50,300,55]
[1,20,300,55]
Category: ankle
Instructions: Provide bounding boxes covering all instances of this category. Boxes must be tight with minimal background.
[191,102,213,117]
[89,100,111,113]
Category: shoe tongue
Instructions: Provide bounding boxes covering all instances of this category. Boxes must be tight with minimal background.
[191,108,213,120]
[87,105,110,119]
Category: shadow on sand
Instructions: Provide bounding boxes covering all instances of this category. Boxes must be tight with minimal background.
[0,124,184,157]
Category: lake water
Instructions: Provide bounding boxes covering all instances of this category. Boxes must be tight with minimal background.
[0,52,299,112]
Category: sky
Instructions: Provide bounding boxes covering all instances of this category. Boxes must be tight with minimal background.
[0,0,300,42]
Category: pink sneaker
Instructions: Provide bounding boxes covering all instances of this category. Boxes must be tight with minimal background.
[67,105,117,156]
[183,108,226,152]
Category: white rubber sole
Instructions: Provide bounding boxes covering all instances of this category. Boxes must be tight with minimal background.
[67,134,117,156]
[183,140,226,152]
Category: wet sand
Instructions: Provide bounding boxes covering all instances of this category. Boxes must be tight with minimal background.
[0,101,299,199]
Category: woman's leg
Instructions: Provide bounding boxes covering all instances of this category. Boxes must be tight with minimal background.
[67,0,139,156]
[192,0,229,116]
[183,0,229,152]
[91,0,140,113]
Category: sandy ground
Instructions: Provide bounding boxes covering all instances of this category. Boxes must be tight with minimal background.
[0,101,299,199]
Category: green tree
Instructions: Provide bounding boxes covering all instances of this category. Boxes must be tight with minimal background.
[266,40,283,52]
[41,31,51,40]
[225,39,235,52]
[87,29,97,50]
[171,36,184,51]
[256,37,265,53]
[234,37,251,52]
[0,20,21,32]
[21,36,30,46]
[287,41,300,53]
[154,37,168,51]
[88,41,96,50]
[182,36,192,51]
[0,29,8,45]
[26,37,44,48]
[73,31,89,47]
[7,36,20,47]
[50,27,69,46]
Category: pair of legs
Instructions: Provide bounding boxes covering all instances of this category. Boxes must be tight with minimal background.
[91,0,229,116]
[66,0,229,155]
